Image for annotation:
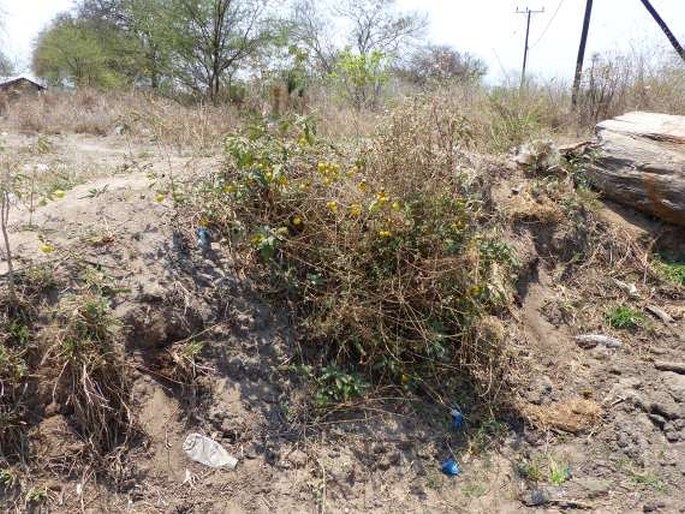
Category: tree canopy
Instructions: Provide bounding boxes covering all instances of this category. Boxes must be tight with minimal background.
[30,0,484,101]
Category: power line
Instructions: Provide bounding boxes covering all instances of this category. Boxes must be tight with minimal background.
[530,0,566,49]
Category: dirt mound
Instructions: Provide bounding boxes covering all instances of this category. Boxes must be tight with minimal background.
[1,131,684,513]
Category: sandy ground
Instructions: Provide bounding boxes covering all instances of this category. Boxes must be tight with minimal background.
[1,131,684,513]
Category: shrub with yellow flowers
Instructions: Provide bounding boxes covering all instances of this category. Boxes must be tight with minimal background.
[195,109,520,404]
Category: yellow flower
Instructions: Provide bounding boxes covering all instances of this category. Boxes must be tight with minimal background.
[264,171,273,182]
[348,203,362,217]
[299,180,311,192]
[198,216,209,228]
[358,180,369,192]
[297,136,308,146]
[53,189,65,199]
[275,227,289,236]
[317,161,328,173]
[326,200,339,214]
[468,285,482,296]
[224,184,235,193]
[401,373,411,385]
[40,243,54,254]
[376,190,389,205]
[391,201,401,211]
[346,166,359,177]
[378,230,392,238]
[292,216,303,226]
[155,193,165,203]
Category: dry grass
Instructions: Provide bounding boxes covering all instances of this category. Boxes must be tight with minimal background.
[523,398,602,434]
[2,47,682,152]
[44,293,132,456]
[1,89,241,151]
[194,101,523,406]
[0,266,133,466]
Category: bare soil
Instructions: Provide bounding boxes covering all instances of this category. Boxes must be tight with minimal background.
[1,132,684,513]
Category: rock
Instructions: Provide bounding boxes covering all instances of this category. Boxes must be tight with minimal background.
[243,446,258,459]
[643,502,664,513]
[586,111,685,226]
[575,334,623,349]
[522,488,550,507]
[662,372,685,401]
[650,400,683,420]
[612,278,640,298]
[664,419,685,442]
[514,140,561,171]
[286,449,308,469]
[655,361,685,375]
[576,478,612,499]
[649,413,667,430]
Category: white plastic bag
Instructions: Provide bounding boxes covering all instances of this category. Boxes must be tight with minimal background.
[183,433,238,470]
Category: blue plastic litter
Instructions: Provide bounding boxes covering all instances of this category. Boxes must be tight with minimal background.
[441,458,461,476]
[451,409,464,430]
[196,227,211,248]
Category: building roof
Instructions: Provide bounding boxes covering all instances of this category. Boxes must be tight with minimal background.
[0,76,46,89]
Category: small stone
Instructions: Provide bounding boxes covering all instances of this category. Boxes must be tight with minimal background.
[662,372,685,401]
[522,488,550,507]
[243,446,258,460]
[649,414,667,430]
[577,478,611,498]
[608,365,623,375]
[651,401,683,420]
[287,449,308,469]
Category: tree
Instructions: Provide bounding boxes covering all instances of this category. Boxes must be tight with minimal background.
[397,44,487,86]
[331,49,389,109]
[168,0,274,100]
[289,0,426,78]
[335,0,427,58]
[288,0,337,75]
[77,0,178,90]
[33,14,137,88]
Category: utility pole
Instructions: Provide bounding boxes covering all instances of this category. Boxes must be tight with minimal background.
[516,6,544,88]
[571,0,594,107]
[639,0,685,64]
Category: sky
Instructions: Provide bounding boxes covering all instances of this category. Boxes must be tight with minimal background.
[0,0,684,83]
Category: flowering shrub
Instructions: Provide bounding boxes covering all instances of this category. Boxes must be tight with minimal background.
[197,105,519,398]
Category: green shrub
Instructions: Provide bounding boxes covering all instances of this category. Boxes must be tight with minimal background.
[196,102,520,405]
[606,305,644,330]
[655,255,685,286]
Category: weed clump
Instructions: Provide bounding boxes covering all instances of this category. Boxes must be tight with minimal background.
[197,101,521,405]
[45,293,132,454]
[606,305,644,330]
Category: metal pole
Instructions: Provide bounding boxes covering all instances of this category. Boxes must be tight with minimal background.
[639,0,685,63]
